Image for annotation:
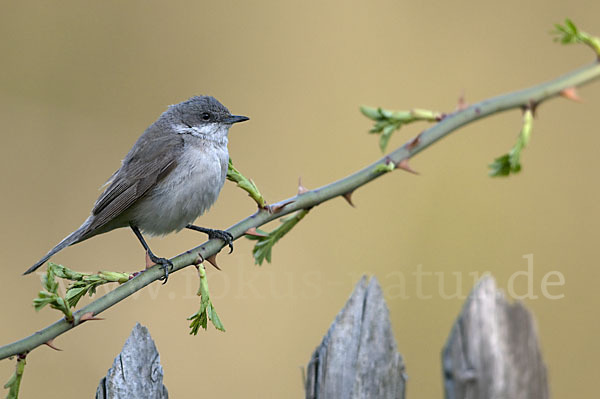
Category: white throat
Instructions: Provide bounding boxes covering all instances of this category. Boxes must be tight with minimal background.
[173,123,229,145]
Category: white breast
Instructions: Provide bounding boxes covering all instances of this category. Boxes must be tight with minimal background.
[132,142,229,236]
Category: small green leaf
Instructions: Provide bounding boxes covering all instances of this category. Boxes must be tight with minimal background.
[98,271,131,283]
[379,125,396,152]
[33,266,73,321]
[33,285,73,322]
[209,308,225,331]
[361,105,441,152]
[552,19,600,56]
[359,106,382,120]
[380,108,394,119]
[489,109,533,177]
[64,286,89,308]
[188,263,225,334]
[373,161,396,174]
[488,154,511,177]
[246,210,309,265]
[50,263,85,280]
[369,121,385,133]
[34,263,130,311]
[227,158,266,208]
[32,292,55,312]
[42,266,59,294]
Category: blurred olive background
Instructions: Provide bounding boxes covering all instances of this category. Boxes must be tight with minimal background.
[1,1,599,398]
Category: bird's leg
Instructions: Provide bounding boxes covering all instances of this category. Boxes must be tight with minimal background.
[185,225,234,254]
[130,224,173,284]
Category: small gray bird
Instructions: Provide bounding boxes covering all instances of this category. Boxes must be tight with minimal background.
[24,96,248,280]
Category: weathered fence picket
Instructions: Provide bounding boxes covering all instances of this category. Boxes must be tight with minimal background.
[442,276,549,399]
[96,323,168,399]
[305,276,407,399]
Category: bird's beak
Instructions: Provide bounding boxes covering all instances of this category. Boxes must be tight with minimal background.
[226,115,250,124]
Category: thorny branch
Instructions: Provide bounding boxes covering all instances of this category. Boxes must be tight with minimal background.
[1,19,599,377]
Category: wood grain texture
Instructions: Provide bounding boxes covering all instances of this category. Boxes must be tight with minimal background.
[442,276,549,399]
[305,276,406,399]
[96,323,168,399]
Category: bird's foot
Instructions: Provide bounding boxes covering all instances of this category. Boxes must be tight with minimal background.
[186,225,234,254]
[147,251,173,284]
[207,229,234,254]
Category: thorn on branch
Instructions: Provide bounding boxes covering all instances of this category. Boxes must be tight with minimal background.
[206,254,221,270]
[396,159,419,175]
[267,199,295,214]
[407,134,421,151]
[560,87,583,102]
[456,90,468,111]
[244,227,268,237]
[298,177,309,195]
[44,339,62,351]
[79,312,104,323]
[342,191,355,207]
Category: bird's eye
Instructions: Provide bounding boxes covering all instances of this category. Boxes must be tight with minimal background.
[201,112,211,121]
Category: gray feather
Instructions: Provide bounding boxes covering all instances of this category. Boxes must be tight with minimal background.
[88,128,183,233]
[23,218,92,274]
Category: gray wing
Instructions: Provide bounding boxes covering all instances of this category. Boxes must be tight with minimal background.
[86,131,184,234]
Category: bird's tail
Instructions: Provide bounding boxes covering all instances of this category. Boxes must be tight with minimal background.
[24,219,92,275]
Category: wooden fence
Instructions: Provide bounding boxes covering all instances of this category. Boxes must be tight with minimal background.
[96,275,548,399]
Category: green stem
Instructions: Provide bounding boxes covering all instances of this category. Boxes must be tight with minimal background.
[1,60,599,361]
[3,355,25,398]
